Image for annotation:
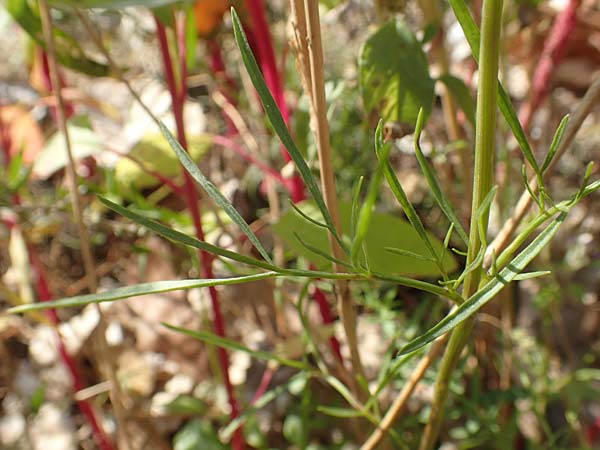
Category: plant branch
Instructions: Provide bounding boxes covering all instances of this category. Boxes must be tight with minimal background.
[419,0,503,447]
[486,73,600,264]
[359,335,448,450]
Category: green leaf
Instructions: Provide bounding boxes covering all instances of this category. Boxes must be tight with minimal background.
[173,419,228,450]
[448,0,541,180]
[351,127,385,266]
[8,272,278,313]
[438,74,476,127]
[162,323,310,370]
[541,115,569,173]
[6,0,109,77]
[413,109,469,245]
[375,128,441,266]
[316,405,365,418]
[359,20,435,125]
[399,211,567,354]
[159,122,273,264]
[98,197,275,270]
[231,8,343,251]
[273,201,457,277]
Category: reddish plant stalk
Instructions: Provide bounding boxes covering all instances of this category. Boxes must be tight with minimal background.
[154,17,245,450]
[518,0,581,131]
[0,117,114,450]
[28,250,115,450]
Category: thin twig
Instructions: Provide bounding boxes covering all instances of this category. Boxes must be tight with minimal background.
[37,2,132,448]
[359,335,448,450]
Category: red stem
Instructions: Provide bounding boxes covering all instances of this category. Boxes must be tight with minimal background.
[155,17,245,450]
[518,0,581,131]
[6,53,116,450]
[28,249,115,450]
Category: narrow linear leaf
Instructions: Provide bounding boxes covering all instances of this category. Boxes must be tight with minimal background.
[159,122,273,264]
[162,323,310,370]
[413,109,469,245]
[231,8,344,251]
[437,74,476,126]
[317,406,366,418]
[385,247,436,261]
[350,176,365,239]
[448,0,541,180]
[9,272,277,313]
[542,115,569,173]
[513,271,551,281]
[375,121,439,264]
[293,232,351,268]
[289,200,328,229]
[400,211,567,354]
[371,271,463,303]
[352,128,384,266]
[99,197,274,270]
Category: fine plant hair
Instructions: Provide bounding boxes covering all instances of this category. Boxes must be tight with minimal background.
[8,1,600,448]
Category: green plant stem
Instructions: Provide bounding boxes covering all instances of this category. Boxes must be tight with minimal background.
[418,0,503,448]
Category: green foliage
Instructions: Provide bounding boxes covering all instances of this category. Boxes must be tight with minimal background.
[173,420,228,450]
[273,200,457,276]
[359,20,435,125]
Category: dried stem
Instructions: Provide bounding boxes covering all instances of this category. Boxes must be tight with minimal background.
[300,0,366,389]
[37,1,131,448]
[359,335,448,450]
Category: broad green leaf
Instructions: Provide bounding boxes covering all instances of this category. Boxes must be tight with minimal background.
[8,272,278,313]
[359,20,435,125]
[273,201,457,277]
[448,0,541,180]
[6,0,109,77]
[115,133,211,193]
[413,109,469,245]
[162,323,310,370]
[437,74,476,126]
[160,122,273,264]
[231,9,344,251]
[399,211,567,354]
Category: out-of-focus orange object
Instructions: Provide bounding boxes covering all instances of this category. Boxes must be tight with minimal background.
[194,0,230,37]
[1,105,44,165]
